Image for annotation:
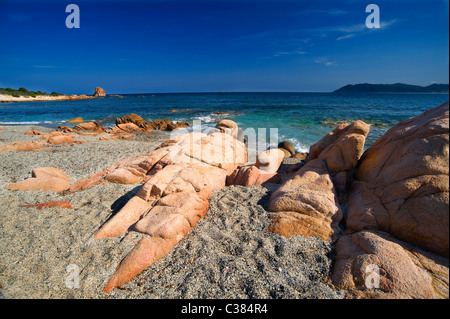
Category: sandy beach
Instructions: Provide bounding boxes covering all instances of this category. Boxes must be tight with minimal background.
[0,124,343,299]
[0,94,94,104]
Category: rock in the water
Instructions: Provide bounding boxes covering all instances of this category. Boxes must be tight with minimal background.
[67,117,84,123]
[140,119,190,132]
[93,87,106,97]
[115,113,144,127]
[278,141,295,156]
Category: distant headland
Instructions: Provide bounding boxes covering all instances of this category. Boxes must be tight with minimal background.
[334,83,449,93]
[0,87,106,103]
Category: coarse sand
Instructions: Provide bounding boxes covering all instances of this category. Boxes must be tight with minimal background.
[0,125,344,299]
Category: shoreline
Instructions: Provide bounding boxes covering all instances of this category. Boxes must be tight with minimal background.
[0,94,96,103]
[0,103,448,299]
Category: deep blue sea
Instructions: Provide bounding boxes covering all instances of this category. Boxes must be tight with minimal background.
[0,92,448,152]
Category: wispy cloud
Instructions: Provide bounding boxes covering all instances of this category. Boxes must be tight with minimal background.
[315,57,337,66]
[292,8,350,16]
[334,19,398,41]
[336,33,356,41]
[273,49,308,57]
[32,65,57,69]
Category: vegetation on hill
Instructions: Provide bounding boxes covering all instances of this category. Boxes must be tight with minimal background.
[0,87,63,98]
[334,83,449,93]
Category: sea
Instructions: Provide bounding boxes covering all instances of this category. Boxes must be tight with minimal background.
[0,92,448,152]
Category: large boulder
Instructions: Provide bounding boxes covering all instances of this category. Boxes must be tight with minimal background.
[278,141,295,156]
[67,117,84,123]
[266,121,370,241]
[332,229,449,299]
[346,103,449,257]
[308,120,370,173]
[93,87,106,97]
[6,167,72,193]
[255,148,284,173]
[226,165,281,187]
[115,113,144,127]
[73,122,105,132]
[268,159,343,240]
[141,119,190,132]
[215,119,239,139]
[331,102,450,299]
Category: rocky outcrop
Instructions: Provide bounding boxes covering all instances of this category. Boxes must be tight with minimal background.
[115,113,144,127]
[141,119,190,131]
[226,165,282,187]
[332,229,449,299]
[6,167,73,192]
[268,159,343,240]
[331,102,449,299]
[93,87,106,97]
[215,119,239,139]
[278,141,295,157]
[307,120,370,173]
[73,122,105,132]
[113,114,190,133]
[66,120,247,292]
[227,148,284,187]
[346,103,449,257]
[267,120,370,241]
[0,140,47,152]
[67,117,84,123]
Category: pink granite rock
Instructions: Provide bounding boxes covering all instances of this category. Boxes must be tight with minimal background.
[268,159,343,240]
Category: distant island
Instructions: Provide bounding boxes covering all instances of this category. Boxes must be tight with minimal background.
[334,83,449,93]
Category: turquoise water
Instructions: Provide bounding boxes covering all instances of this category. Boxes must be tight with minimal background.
[0,92,448,152]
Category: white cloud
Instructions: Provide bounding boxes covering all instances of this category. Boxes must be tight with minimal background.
[315,57,337,66]
[272,49,308,57]
[334,19,398,41]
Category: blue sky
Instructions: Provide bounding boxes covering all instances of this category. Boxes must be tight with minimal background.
[0,0,448,93]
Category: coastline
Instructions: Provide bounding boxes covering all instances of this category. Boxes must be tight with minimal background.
[0,102,448,299]
[0,93,95,103]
